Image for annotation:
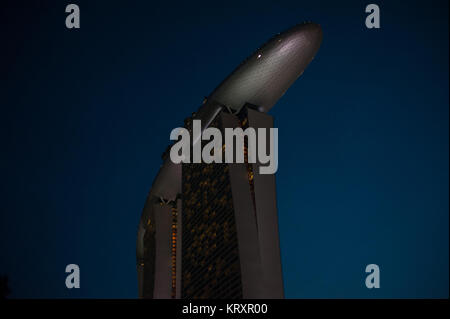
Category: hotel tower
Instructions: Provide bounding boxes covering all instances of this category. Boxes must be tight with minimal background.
[136,22,322,298]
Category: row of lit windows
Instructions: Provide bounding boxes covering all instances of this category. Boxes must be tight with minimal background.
[171,206,177,299]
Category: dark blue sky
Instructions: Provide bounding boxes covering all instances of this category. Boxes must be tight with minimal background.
[0,0,448,298]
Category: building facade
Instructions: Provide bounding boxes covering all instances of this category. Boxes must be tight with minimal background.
[136,22,322,299]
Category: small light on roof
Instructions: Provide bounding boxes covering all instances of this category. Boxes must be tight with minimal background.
[257,54,262,59]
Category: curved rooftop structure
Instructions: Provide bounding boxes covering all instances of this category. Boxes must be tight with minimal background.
[207,22,323,113]
[193,22,322,133]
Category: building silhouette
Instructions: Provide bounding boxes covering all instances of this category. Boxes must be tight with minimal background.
[136,22,322,299]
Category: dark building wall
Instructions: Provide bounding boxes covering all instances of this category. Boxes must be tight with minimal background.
[180,109,284,298]
[140,197,182,299]
[153,203,173,298]
[137,160,182,299]
[139,108,283,299]
[176,198,183,299]
[247,108,284,298]
[142,210,156,298]
[181,116,243,299]
[220,111,266,298]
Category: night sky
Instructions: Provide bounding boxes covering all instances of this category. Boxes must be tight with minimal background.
[1,0,448,298]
